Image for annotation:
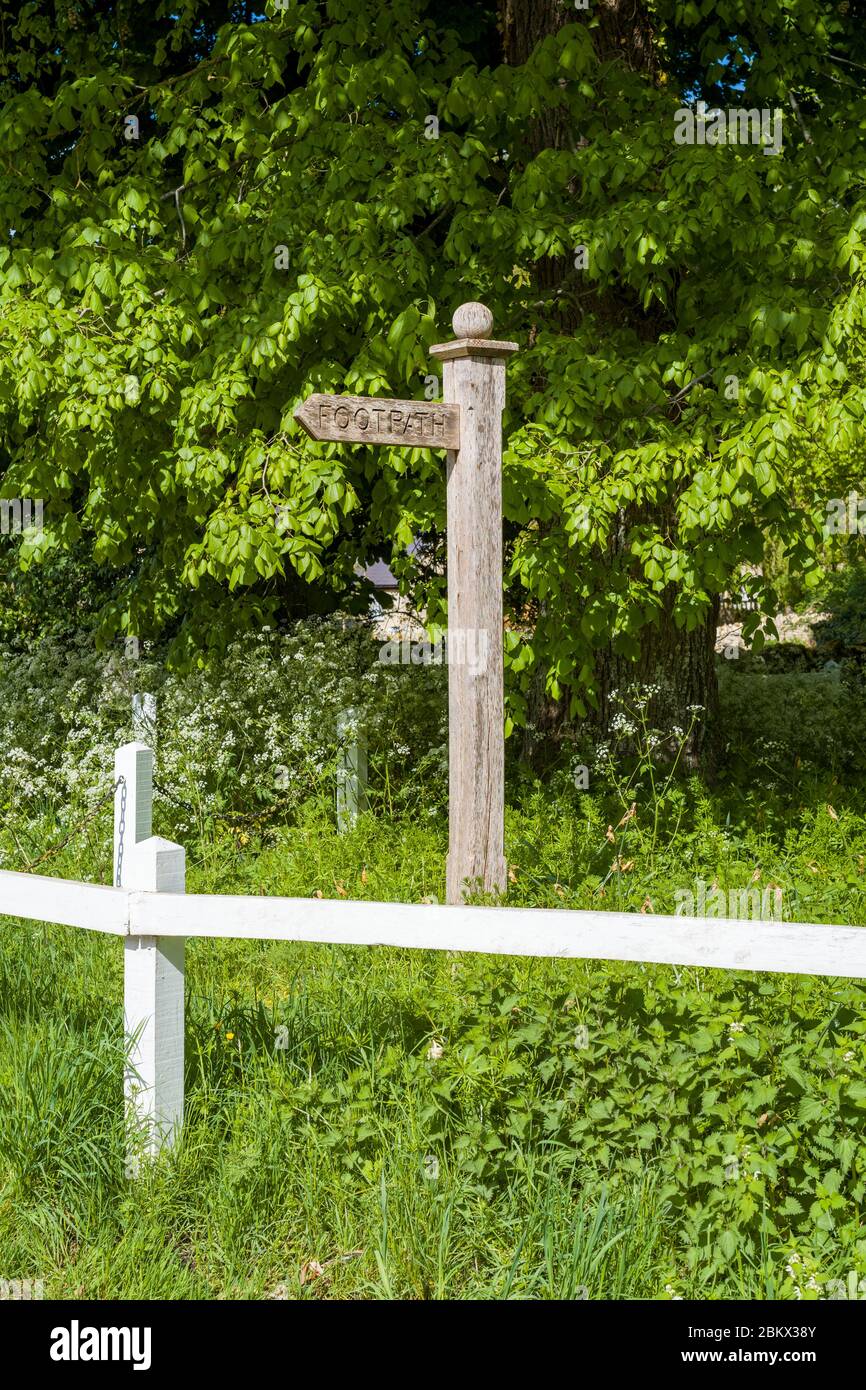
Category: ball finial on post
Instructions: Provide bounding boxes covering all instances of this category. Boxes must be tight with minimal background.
[452,302,494,340]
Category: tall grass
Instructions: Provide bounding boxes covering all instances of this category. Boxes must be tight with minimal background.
[1,783,865,1299]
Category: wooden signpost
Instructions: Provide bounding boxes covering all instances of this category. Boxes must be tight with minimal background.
[295,393,460,450]
[294,302,518,904]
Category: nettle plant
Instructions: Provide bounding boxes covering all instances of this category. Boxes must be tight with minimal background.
[313,957,866,1286]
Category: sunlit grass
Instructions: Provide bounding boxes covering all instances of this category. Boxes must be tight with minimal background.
[1,782,865,1299]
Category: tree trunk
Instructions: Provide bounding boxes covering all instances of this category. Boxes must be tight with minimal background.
[594,594,721,771]
[501,0,658,75]
[500,0,719,769]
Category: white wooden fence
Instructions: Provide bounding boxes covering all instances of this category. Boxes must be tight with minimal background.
[1,740,865,1164]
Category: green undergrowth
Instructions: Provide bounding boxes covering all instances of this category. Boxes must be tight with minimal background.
[1,780,865,1300]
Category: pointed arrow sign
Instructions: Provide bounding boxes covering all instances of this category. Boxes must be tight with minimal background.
[294,393,460,449]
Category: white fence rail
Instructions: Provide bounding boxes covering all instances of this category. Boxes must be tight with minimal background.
[1,742,864,1163]
[3,864,865,977]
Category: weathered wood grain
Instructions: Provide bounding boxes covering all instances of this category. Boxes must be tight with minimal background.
[430,304,518,903]
[294,393,460,448]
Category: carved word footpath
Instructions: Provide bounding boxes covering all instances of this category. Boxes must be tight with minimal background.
[294,394,460,449]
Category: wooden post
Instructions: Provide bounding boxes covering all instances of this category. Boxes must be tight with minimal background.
[430,303,518,903]
[336,707,367,831]
[123,836,186,1163]
[113,741,153,888]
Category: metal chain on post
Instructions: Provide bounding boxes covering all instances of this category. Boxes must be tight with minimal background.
[152,778,197,816]
[115,775,127,887]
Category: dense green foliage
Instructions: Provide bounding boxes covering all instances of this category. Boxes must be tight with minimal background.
[2,0,865,1305]
[1,0,865,722]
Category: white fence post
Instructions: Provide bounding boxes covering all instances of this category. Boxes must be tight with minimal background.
[114,741,153,888]
[123,836,186,1165]
[336,707,367,831]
